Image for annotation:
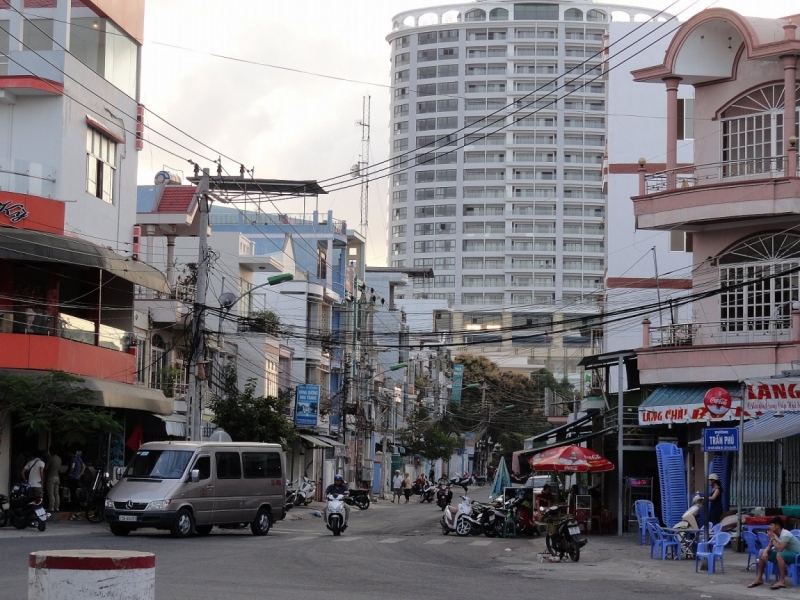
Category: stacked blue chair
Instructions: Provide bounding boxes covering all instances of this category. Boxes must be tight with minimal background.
[742,531,760,571]
[695,532,731,574]
[656,443,688,528]
[710,453,731,511]
[634,500,659,545]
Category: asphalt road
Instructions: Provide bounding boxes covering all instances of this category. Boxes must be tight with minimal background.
[0,498,771,599]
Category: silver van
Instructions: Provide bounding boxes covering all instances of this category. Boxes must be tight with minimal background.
[104,441,286,538]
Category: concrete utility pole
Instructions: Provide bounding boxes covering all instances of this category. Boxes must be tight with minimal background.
[187,169,210,441]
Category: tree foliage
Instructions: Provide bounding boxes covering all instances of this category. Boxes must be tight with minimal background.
[207,363,296,449]
[398,406,461,462]
[0,371,122,446]
[246,310,283,337]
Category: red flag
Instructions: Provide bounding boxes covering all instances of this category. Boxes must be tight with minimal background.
[126,424,144,451]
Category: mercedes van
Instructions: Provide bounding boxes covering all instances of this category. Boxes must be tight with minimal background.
[104,441,286,538]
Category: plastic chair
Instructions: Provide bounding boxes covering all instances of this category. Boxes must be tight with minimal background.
[635,500,659,545]
[757,532,770,551]
[742,531,760,571]
[650,523,681,560]
[791,529,800,539]
[695,532,731,574]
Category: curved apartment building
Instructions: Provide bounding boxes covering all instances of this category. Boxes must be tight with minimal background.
[386,1,666,376]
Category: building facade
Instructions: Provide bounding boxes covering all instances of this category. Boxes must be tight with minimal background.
[386,0,664,383]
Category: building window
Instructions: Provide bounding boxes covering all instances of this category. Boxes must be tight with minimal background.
[719,234,800,332]
[586,9,607,22]
[565,8,583,20]
[317,249,327,280]
[86,128,117,203]
[438,65,458,77]
[669,231,693,253]
[514,4,558,20]
[677,98,694,140]
[489,8,509,20]
[435,275,455,288]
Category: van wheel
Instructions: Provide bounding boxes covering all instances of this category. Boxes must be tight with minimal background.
[171,509,194,538]
[251,508,271,536]
[109,523,131,536]
[195,525,213,536]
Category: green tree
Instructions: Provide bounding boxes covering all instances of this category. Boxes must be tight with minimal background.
[246,310,283,336]
[207,363,296,449]
[398,406,461,462]
[0,371,122,447]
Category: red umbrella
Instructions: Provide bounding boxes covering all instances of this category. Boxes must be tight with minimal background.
[528,445,614,473]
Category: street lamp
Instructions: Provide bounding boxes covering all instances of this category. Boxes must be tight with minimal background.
[218,273,294,311]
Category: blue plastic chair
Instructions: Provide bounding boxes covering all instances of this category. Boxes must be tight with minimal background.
[742,531,760,571]
[636,500,659,545]
[695,532,731,574]
[649,523,681,560]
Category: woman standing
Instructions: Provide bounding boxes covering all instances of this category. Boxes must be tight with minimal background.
[402,473,412,504]
[708,473,723,526]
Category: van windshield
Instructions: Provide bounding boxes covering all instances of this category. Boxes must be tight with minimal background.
[124,450,193,479]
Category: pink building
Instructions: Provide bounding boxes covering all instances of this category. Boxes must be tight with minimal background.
[632,8,800,508]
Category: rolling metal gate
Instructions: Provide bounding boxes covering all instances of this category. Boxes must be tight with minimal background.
[786,435,800,505]
[731,442,779,507]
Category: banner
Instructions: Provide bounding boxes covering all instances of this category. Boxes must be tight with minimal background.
[744,378,800,412]
[464,431,475,455]
[295,384,320,427]
[638,403,757,425]
[451,364,464,405]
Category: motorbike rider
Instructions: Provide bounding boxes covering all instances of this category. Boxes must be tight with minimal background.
[323,474,350,525]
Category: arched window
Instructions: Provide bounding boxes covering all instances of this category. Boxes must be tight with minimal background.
[564,8,583,21]
[489,8,509,21]
[586,9,607,22]
[610,10,630,22]
[721,84,800,177]
[418,13,438,26]
[402,15,416,27]
[465,9,486,22]
[719,234,800,333]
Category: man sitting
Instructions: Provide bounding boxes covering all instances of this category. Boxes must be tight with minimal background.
[748,516,800,590]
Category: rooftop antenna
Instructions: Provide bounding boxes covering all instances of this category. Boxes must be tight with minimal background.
[352,96,371,233]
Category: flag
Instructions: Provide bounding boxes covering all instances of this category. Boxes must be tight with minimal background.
[126,424,144,451]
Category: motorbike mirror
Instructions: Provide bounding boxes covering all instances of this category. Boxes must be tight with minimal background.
[190,469,200,483]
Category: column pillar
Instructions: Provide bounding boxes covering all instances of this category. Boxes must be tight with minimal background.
[642,318,651,348]
[664,77,682,190]
[9,0,23,53]
[54,0,72,50]
[637,158,647,195]
[781,49,798,177]
[165,235,176,291]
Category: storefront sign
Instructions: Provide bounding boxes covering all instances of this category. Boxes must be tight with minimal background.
[451,364,464,405]
[294,384,320,427]
[702,427,739,452]
[704,387,732,417]
[464,431,475,455]
[0,199,29,223]
[639,403,755,425]
[744,378,800,412]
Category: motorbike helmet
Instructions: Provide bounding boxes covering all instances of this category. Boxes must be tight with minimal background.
[334,474,343,482]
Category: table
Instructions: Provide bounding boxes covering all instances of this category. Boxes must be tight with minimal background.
[664,527,703,559]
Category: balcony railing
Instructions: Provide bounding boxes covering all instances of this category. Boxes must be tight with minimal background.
[136,284,196,302]
[644,156,797,194]
[0,157,57,198]
[650,318,793,348]
[0,309,132,352]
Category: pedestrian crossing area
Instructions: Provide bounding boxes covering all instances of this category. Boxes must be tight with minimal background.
[271,529,529,548]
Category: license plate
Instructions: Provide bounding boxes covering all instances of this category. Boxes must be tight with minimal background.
[119,515,137,522]
[568,526,581,535]
[1,503,9,511]
[35,508,46,518]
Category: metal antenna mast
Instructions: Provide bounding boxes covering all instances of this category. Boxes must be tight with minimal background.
[354,96,371,231]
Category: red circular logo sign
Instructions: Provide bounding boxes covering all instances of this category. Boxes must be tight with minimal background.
[704,387,732,417]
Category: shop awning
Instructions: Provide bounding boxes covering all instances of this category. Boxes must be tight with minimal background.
[298,433,344,448]
[530,412,594,443]
[155,414,186,437]
[0,369,172,415]
[0,228,170,293]
[744,412,800,443]
[638,384,743,425]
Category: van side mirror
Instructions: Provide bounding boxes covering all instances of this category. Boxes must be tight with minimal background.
[114,467,124,480]
[191,469,200,483]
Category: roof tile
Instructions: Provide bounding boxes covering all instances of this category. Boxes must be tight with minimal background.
[156,186,196,213]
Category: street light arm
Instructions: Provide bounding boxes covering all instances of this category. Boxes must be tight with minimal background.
[219,273,294,311]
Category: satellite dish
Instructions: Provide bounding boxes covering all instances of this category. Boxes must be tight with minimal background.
[208,430,232,442]
[218,292,237,309]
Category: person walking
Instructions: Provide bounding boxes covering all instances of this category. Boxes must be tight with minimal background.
[401,473,412,504]
[23,451,45,501]
[44,446,62,513]
[392,470,402,503]
[66,449,85,514]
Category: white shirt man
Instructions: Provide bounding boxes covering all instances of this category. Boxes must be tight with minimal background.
[23,455,45,500]
[392,472,403,503]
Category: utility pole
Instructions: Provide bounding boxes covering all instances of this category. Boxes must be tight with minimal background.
[187,169,210,441]
[357,96,371,232]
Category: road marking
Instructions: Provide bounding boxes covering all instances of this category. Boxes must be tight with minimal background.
[286,536,319,542]
[424,538,451,545]
[470,540,493,546]
[378,538,405,544]
[332,536,362,542]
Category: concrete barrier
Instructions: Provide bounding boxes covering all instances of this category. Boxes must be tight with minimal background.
[28,550,155,600]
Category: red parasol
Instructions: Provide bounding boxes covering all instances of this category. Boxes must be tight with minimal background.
[528,445,614,473]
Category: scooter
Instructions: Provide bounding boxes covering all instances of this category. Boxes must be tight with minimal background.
[325,494,347,536]
[344,489,371,510]
[419,481,436,503]
[450,475,475,493]
[440,495,475,536]
[285,480,297,511]
[85,470,113,523]
[295,476,316,506]
[436,482,452,509]
[0,484,47,531]
[543,505,586,562]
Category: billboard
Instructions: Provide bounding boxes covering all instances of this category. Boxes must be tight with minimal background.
[451,364,464,405]
[295,384,320,427]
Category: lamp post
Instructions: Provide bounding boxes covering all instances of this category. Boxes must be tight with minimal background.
[374,362,407,499]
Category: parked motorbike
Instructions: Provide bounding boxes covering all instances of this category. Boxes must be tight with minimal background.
[325,494,347,536]
[475,501,500,537]
[0,484,47,531]
[285,480,297,511]
[85,470,113,523]
[295,476,316,506]
[419,481,436,504]
[449,475,475,492]
[440,495,475,536]
[543,505,586,562]
[344,488,371,510]
[436,482,452,509]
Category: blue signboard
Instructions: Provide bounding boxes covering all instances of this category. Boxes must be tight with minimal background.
[295,384,320,427]
[451,364,464,405]
[702,427,739,452]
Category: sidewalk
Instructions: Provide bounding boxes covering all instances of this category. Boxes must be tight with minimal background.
[499,533,786,598]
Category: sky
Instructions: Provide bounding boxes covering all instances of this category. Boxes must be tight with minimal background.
[138,0,800,266]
